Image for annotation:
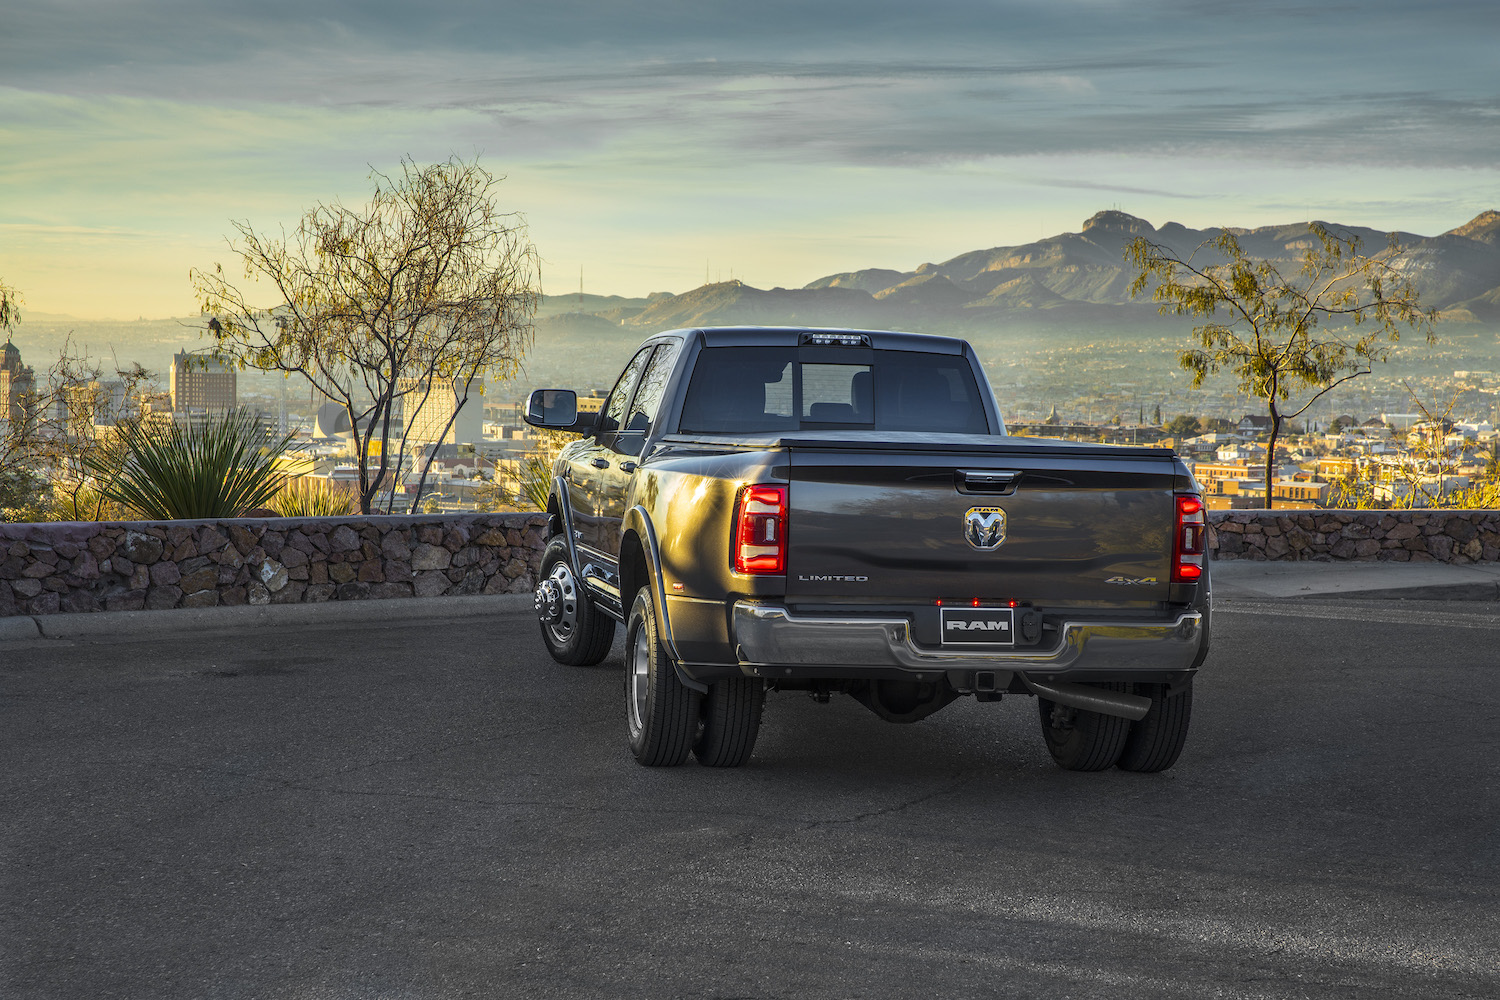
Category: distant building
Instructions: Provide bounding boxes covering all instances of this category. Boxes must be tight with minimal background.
[1236,414,1273,435]
[170,351,236,413]
[63,379,133,437]
[1380,413,1423,432]
[0,339,37,434]
[576,390,608,415]
[1317,457,1358,481]
[397,376,483,445]
[1273,480,1331,505]
[1190,461,1263,496]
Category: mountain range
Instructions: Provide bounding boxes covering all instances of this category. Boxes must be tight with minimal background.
[537,209,1500,338]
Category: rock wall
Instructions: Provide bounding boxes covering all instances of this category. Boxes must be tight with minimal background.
[6,508,1498,617]
[1208,510,1500,563]
[0,514,548,618]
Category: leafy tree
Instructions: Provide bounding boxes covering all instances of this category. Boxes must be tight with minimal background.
[1163,414,1201,437]
[0,278,18,333]
[1127,223,1434,508]
[192,157,540,514]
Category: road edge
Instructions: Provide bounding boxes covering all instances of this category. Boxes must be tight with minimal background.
[1,593,536,642]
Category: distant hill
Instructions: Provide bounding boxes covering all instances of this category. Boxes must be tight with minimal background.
[565,209,1500,335]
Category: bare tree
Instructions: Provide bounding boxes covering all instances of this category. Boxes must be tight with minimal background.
[191,157,540,514]
[2,345,156,521]
[1127,223,1435,508]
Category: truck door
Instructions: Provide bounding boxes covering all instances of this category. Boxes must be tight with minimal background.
[570,345,653,563]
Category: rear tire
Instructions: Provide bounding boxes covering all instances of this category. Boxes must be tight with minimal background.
[694,678,765,768]
[1117,679,1193,772]
[535,537,615,666]
[1037,682,1131,772]
[625,589,700,766]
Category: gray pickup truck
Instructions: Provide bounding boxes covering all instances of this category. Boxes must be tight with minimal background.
[525,327,1209,772]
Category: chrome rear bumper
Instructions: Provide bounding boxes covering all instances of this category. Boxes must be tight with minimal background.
[732,602,1205,675]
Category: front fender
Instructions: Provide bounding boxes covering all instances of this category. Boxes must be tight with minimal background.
[548,476,581,576]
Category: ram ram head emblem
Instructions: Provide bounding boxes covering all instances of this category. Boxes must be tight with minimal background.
[964,506,1007,550]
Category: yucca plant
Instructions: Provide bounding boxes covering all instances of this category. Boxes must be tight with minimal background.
[273,478,355,517]
[87,409,296,519]
[514,452,554,512]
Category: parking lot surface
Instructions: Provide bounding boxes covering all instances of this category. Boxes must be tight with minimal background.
[3,597,1499,999]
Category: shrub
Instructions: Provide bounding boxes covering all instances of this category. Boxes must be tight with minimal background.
[272,478,355,517]
[88,409,295,519]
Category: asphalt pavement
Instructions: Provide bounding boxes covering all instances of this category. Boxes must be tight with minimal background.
[3,589,1499,999]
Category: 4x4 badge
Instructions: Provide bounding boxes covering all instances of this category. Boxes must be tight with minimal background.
[964,506,1006,550]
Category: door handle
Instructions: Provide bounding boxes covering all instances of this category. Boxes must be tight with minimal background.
[590,458,609,469]
[619,461,637,473]
[958,469,1021,494]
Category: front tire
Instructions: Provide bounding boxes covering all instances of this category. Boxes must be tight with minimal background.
[1117,679,1193,772]
[535,537,615,666]
[694,678,765,768]
[1037,682,1131,771]
[625,589,700,766]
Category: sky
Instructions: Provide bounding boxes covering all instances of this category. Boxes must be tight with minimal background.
[2,0,1498,319]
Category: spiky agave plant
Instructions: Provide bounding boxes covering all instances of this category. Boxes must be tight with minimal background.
[273,478,355,517]
[88,409,296,520]
[515,451,554,512]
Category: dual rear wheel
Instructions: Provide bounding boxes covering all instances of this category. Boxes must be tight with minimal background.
[626,588,763,768]
[1037,679,1193,772]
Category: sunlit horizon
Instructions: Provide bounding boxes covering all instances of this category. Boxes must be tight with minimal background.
[4,1,1498,320]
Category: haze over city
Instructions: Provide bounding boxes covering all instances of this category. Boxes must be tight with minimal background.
[4,0,1499,320]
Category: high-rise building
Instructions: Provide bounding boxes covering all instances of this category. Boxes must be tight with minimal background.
[170,351,236,413]
[397,376,483,445]
[0,338,37,433]
[63,379,133,436]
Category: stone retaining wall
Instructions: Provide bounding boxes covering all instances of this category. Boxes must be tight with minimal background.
[5,508,1498,617]
[0,513,548,618]
[1209,510,1500,563]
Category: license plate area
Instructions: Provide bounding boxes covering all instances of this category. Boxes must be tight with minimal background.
[940,607,1015,646]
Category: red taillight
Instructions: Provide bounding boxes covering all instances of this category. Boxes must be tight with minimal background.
[1173,493,1206,582]
[734,484,787,575]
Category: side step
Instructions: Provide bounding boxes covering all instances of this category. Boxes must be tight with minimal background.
[1020,678,1151,721]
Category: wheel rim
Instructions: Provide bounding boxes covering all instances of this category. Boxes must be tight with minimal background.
[539,561,580,645]
[628,620,650,734]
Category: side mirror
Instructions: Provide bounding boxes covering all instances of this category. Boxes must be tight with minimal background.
[524,389,595,433]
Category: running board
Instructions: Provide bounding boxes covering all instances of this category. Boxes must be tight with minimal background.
[1020,678,1151,721]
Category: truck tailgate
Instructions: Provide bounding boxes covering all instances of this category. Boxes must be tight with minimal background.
[784,442,1181,605]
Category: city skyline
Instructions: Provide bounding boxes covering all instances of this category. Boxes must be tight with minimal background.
[3,0,1499,319]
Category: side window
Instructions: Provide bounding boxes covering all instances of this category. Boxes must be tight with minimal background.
[626,342,679,436]
[600,347,654,435]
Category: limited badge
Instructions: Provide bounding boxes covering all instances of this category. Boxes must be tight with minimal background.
[964,506,1006,550]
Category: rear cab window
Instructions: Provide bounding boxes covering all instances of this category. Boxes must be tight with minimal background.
[678,346,990,434]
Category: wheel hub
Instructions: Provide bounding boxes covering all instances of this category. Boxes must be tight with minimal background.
[534,579,563,624]
[536,561,579,641]
[628,623,650,734]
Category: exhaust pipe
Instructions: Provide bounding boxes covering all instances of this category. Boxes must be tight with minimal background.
[1021,677,1151,721]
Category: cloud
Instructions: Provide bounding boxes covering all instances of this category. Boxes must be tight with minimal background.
[1025,178,1204,199]
[7,2,1495,173]
[4,0,1499,314]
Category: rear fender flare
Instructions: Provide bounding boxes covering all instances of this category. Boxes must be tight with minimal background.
[622,505,705,694]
